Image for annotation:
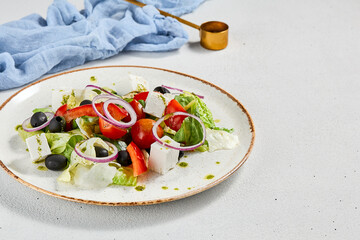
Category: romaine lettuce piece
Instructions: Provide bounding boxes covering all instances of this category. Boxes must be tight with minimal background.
[112,167,137,186]
[75,116,99,138]
[173,117,204,146]
[175,92,216,129]
[73,163,117,189]
[57,137,117,188]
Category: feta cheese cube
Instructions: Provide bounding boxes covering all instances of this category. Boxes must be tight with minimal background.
[144,91,167,118]
[149,136,180,174]
[25,133,52,162]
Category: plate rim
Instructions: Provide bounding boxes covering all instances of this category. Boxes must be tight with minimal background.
[0,65,255,206]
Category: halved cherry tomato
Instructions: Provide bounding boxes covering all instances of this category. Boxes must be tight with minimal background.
[123,99,145,122]
[99,102,128,139]
[130,119,163,149]
[55,104,67,116]
[164,99,187,131]
[133,91,149,102]
[126,142,147,176]
[99,118,127,139]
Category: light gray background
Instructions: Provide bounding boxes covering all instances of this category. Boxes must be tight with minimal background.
[1,0,360,239]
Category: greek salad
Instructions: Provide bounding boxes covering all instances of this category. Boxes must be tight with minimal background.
[16,75,239,189]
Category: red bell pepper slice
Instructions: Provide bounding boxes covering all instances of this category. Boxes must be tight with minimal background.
[127,142,147,176]
[55,104,68,116]
[63,102,128,131]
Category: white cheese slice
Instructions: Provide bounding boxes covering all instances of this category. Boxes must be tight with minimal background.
[144,91,167,118]
[206,128,240,152]
[149,136,180,174]
[25,133,52,162]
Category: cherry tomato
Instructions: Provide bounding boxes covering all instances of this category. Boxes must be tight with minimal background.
[99,118,127,139]
[123,99,146,122]
[130,119,163,149]
[133,91,149,102]
[164,99,187,131]
[98,103,128,139]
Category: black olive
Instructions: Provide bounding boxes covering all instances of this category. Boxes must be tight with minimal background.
[48,116,65,133]
[178,151,184,160]
[117,150,132,166]
[121,133,132,145]
[30,112,47,127]
[45,154,67,171]
[153,86,170,94]
[80,99,92,106]
[95,146,108,157]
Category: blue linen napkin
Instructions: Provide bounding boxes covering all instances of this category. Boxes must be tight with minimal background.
[0,0,205,90]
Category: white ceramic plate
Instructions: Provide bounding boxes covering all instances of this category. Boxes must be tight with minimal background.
[0,66,255,205]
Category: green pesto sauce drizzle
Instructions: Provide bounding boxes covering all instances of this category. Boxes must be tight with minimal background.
[162,186,168,190]
[178,162,188,168]
[216,161,220,165]
[90,76,97,83]
[174,188,179,191]
[61,94,70,105]
[135,185,145,191]
[37,166,47,171]
[205,174,214,180]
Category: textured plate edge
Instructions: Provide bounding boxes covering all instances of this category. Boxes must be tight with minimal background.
[0,65,255,206]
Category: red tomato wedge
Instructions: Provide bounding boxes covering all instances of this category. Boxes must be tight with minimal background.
[123,99,146,122]
[127,142,147,176]
[99,117,127,139]
[164,99,187,131]
[133,91,149,102]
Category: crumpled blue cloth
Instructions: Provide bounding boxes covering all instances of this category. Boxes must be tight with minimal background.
[0,0,205,90]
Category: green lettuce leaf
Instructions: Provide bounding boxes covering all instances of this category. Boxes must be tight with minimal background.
[173,117,204,146]
[45,133,73,154]
[32,107,53,113]
[112,167,137,186]
[175,92,215,129]
[75,116,99,138]
[62,135,85,160]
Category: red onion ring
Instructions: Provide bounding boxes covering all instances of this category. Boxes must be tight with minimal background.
[22,112,55,132]
[152,112,206,151]
[91,94,137,128]
[161,85,204,99]
[85,84,117,97]
[74,140,118,163]
[103,98,137,128]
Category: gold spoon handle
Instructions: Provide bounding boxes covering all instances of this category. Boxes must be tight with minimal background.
[124,0,201,30]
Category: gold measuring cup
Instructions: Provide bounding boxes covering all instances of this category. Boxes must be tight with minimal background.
[124,0,229,50]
